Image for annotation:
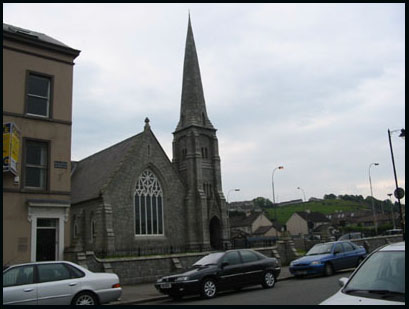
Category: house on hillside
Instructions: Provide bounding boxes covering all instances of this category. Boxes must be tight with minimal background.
[229,212,282,239]
[277,199,303,207]
[350,213,398,228]
[228,200,262,213]
[326,210,398,230]
[326,210,370,227]
[286,211,330,237]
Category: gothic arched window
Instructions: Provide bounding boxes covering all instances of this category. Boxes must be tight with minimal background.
[134,169,164,236]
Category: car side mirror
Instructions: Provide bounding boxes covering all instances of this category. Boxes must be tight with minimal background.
[338,277,348,288]
[221,262,229,268]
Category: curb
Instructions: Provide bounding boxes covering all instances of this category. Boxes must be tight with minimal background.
[110,275,295,305]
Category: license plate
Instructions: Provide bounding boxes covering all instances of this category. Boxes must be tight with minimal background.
[296,271,307,275]
[160,283,172,289]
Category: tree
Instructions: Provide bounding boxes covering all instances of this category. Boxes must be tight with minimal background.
[324,194,337,200]
[253,197,273,209]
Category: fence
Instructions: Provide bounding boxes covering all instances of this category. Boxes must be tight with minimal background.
[95,237,277,258]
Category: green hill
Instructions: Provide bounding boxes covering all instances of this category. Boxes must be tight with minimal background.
[265,199,370,225]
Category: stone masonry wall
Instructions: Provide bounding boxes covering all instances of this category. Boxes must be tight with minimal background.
[77,247,277,285]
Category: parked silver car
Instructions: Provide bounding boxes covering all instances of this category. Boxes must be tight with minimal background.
[320,241,405,305]
[3,261,122,305]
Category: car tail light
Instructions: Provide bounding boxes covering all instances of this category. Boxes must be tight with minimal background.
[112,283,121,288]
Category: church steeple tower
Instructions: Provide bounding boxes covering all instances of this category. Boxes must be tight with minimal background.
[175,15,214,132]
[172,16,230,250]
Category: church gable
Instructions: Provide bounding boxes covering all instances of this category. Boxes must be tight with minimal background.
[95,121,187,252]
[71,133,142,205]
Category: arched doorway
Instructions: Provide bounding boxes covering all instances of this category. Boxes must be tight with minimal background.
[209,216,222,250]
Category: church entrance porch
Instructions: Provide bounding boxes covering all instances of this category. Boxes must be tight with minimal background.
[209,216,222,250]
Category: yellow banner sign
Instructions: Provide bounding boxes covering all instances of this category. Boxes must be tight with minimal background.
[3,122,20,175]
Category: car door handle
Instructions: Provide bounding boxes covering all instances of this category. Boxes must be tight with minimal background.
[69,282,78,286]
[24,288,34,292]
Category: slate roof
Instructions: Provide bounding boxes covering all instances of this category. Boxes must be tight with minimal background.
[71,133,142,204]
[253,225,274,235]
[3,23,80,56]
[296,211,330,223]
[229,212,261,228]
[174,15,214,132]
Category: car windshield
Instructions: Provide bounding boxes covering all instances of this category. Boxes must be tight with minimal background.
[306,243,333,256]
[193,252,224,266]
[343,251,405,301]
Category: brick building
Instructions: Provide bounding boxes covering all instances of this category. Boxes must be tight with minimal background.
[70,17,230,256]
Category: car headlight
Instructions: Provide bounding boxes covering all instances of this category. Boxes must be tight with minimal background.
[310,261,321,265]
[290,261,295,266]
[157,278,163,283]
[175,276,189,282]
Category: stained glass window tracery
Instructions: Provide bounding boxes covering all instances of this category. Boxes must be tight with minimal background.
[134,170,164,235]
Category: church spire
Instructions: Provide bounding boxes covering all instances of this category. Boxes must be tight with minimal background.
[175,15,214,132]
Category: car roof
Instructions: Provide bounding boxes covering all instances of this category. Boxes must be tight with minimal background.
[314,240,353,245]
[378,241,405,252]
[3,260,79,269]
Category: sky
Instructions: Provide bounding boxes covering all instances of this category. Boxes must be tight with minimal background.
[3,3,405,204]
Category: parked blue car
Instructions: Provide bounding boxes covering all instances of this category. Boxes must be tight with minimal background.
[289,241,367,277]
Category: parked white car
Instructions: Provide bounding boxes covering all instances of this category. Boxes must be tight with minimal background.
[3,261,121,305]
[320,241,405,305]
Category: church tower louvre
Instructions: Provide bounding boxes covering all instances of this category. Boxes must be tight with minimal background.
[173,16,230,250]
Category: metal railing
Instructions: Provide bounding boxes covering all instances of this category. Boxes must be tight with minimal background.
[95,238,277,258]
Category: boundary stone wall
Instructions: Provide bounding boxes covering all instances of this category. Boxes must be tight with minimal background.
[70,247,280,285]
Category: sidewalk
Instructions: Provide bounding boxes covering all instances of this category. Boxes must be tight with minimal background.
[109,266,293,305]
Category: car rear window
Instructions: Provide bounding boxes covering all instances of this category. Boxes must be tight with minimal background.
[64,263,85,278]
[38,263,71,283]
[240,250,259,263]
[342,242,354,252]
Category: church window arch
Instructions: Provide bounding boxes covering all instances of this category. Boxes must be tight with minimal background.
[90,213,96,243]
[134,169,164,236]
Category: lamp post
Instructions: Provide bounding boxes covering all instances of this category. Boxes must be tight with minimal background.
[272,166,284,238]
[387,128,405,239]
[369,163,379,235]
[297,187,306,202]
[387,193,396,229]
[227,188,240,204]
[297,186,307,212]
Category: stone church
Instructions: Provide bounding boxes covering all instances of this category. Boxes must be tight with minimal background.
[70,17,230,256]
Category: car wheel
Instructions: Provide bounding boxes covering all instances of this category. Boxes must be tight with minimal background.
[262,271,276,288]
[324,263,334,276]
[72,292,98,305]
[201,278,217,299]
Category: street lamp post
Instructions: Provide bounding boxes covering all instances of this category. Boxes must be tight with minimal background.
[387,193,396,229]
[272,166,284,238]
[227,188,240,204]
[297,186,306,202]
[387,128,405,239]
[297,186,307,212]
[369,163,379,235]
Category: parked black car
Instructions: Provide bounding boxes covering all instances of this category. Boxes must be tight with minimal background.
[154,249,280,299]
